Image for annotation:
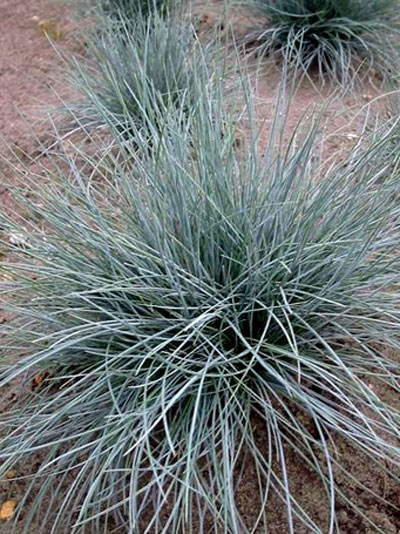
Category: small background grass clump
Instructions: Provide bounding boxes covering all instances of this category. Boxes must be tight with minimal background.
[242,0,400,87]
[62,14,219,148]
[100,0,180,21]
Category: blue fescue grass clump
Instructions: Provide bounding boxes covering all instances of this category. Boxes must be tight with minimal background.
[1,84,400,534]
[63,14,216,145]
[99,0,180,21]
[241,0,400,87]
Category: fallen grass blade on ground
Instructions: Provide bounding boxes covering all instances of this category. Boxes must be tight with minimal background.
[0,80,400,534]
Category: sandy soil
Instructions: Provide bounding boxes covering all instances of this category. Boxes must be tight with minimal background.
[0,0,399,533]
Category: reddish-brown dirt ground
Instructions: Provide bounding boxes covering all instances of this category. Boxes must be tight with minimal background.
[0,0,399,533]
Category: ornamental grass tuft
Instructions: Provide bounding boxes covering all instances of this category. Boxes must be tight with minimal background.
[100,0,179,20]
[63,15,214,146]
[1,86,400,533]
[241,0,400,87]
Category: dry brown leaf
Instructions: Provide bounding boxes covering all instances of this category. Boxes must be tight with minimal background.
[0,500,17,521]
[32,370,50,390]
[0,274,16,282]
[32,16,65,41]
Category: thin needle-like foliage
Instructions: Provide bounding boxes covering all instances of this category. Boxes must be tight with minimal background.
[0,79,400,534]
[99,0,182,20]
[240,0,400,88]
[60,14,220,148]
